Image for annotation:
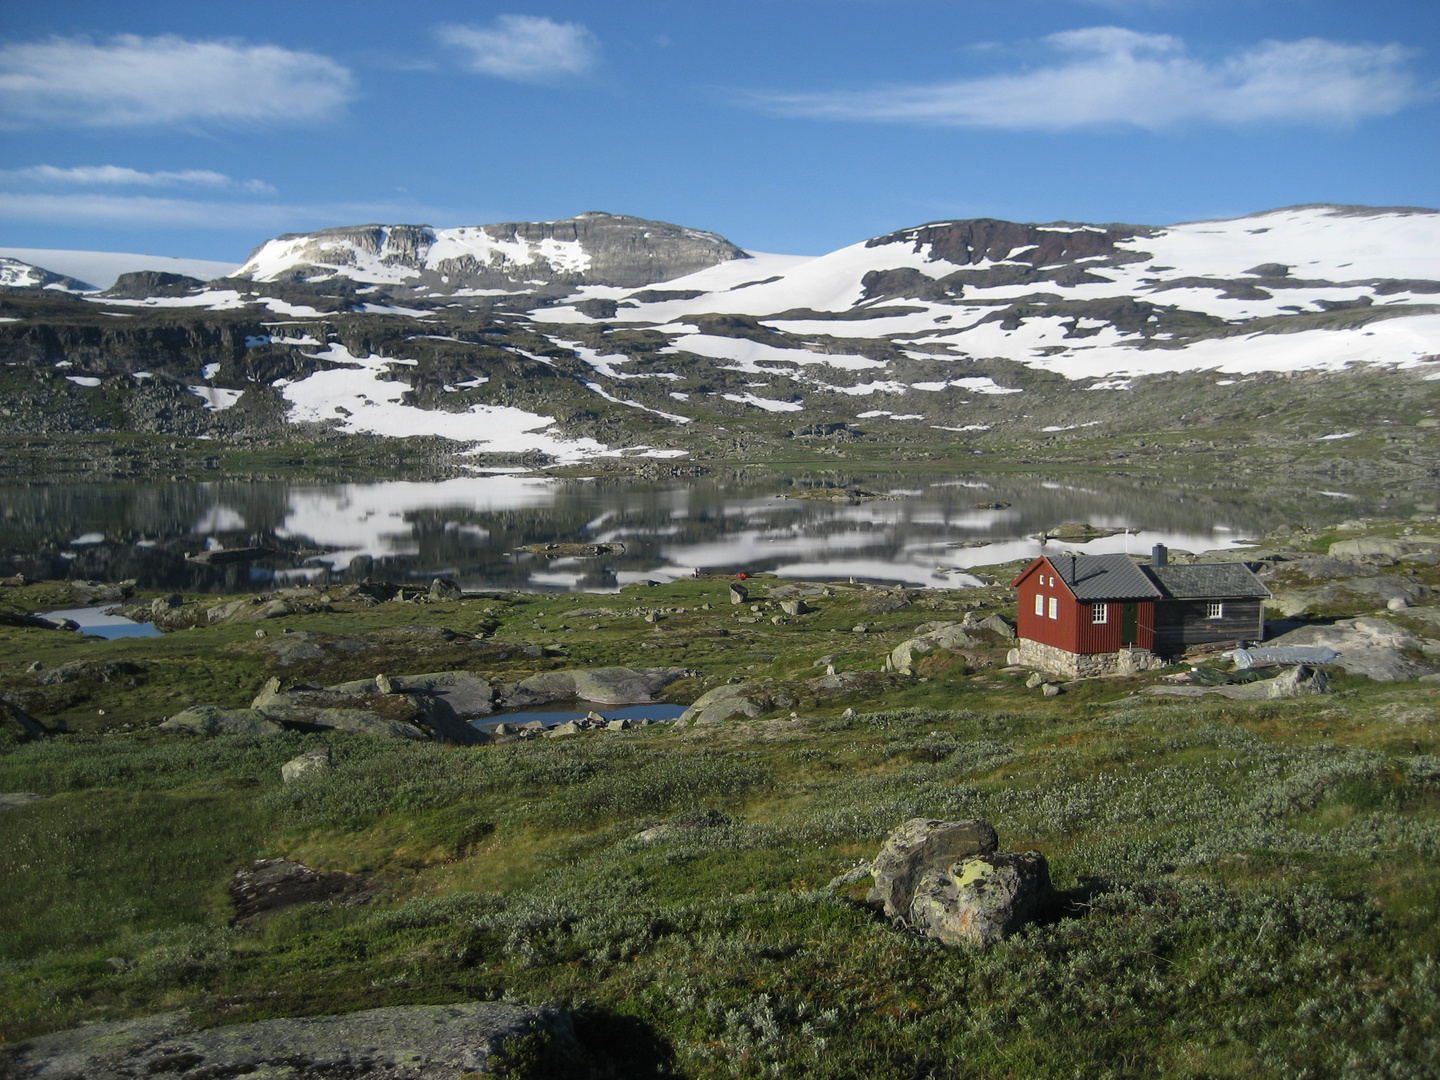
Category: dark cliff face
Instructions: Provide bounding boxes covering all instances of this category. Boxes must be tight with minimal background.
[866,218,1153,267]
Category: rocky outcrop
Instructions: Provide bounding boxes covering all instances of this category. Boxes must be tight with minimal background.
[1269,617,1438,681]
[887,622,985,673]
[230,858,369,920]
[679,682,776,725]
[238,212,748,296]
[2,1002,576,1079]
[100,271,205,299]
[159,706,283,737]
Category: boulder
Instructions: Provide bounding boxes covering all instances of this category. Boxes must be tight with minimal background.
[890,624,980,672]
[867,817,999,920]
[977,614,1017,639]
[429,577,463,601]
[291,708,425,740]
[908,851,1053,947]
[159,706,283,738]
[780,599,816,616]
[1,1002,575,1080]
[504,666,686,707]
[730,583,749,604]
[1266,663,1330,698]
[679,683,772,725]
[281,747,332,783]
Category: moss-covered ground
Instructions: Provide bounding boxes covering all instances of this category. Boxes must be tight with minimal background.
[1,544,1438,1076]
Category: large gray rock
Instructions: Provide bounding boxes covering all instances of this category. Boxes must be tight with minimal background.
[890,624,980,673]
[678,683,772,725]
[1268,576,1429,617]
[908,851,1054,947]
[867,817,999,920]
[159,707,283,738]
[1268,617,1438,681]
[503,666,686,707]
[1267,663,1330,698]
[1330,536,1440,560]
[281,747,332,783]
[285,708,426,740]
[2,1001,575,1079]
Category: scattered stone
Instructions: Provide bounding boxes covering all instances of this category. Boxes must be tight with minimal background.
[281,746,332,783]
[1025,672,1044,689]
[730,583,749,604]
[38,660,143,686]
[780,599,816,616]
[1042,683,1061,697]
[1,1002,576,1079]
[25,661,41,673]
[1388,597,1410,611]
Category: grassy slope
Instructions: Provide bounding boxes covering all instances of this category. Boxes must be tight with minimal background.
[1,537,1438,1076]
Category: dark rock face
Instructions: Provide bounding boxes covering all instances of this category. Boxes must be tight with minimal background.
[101,272,206,299]
[3,1001,576,1079]
[230,858,371,920]
[866,217,1152,267]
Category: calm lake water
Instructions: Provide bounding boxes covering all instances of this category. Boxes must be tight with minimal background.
[0,470,1384,594]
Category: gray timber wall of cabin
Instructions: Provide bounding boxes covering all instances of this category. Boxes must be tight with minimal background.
[1152,599,1263,654]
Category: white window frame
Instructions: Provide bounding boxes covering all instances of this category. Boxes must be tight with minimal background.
[1048,597,1059,620]
[1207,602,1224,619]
[1091,602,1108,624]
[1034,593,1045,616]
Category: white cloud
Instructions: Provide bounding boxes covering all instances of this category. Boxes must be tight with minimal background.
[751,27,1418,130]
[1,164,276,194]
[0,34,355,127]
[438,15,598,82]
[0,191,443,231]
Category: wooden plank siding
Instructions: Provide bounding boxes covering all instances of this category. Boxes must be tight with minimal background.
[1014,558,1079,652]
[1075,601,1154,653]
[1152,598,1264,653]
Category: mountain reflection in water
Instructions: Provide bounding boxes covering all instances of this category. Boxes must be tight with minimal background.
[0,472,1383,594]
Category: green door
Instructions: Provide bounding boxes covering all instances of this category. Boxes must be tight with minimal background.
[1121,603,1138,645]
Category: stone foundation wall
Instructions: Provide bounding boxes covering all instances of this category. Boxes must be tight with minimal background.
[1013,639,1162,679]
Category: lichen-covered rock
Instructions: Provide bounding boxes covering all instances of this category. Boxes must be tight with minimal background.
[867,818,999,920]
[908,850,1053,947]
[2,1001,575,1079]
[159,706,282,737]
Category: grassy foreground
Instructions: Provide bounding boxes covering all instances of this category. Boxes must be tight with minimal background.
[1,564,1438,1076]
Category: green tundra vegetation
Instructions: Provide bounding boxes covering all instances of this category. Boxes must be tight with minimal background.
[1,520,1438,1077]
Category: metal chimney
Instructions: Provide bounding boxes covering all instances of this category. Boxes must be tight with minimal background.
[1152,543,1168,566]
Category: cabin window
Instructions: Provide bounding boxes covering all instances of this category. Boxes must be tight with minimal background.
[1207,602,1224,619]
[1048,597,1059,620]
[1091,602,1107,624]
[1034,593,1045,616]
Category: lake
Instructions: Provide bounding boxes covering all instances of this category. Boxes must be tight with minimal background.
[0,470,1382,594]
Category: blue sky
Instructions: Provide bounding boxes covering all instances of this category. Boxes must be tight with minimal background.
[0,0,1435,260]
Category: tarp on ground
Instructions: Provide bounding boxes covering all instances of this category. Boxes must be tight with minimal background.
[1227,646,1340,669]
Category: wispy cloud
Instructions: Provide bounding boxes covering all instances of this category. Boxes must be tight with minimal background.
[438,15,598,82]
[0,192,444,231]
[750,27,1419,130]
[0,34,355,127]
[2,164,275,194]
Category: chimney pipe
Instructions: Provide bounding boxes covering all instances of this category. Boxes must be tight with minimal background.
[1152,543,1168,567]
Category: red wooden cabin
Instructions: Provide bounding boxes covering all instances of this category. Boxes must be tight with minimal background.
[1011,546,1269,678]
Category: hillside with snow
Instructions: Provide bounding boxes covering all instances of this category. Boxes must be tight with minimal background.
[1,204,1436,469]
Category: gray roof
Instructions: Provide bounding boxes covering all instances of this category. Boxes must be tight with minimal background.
[1144,562,1270,600]
[1051,553,1162,601]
